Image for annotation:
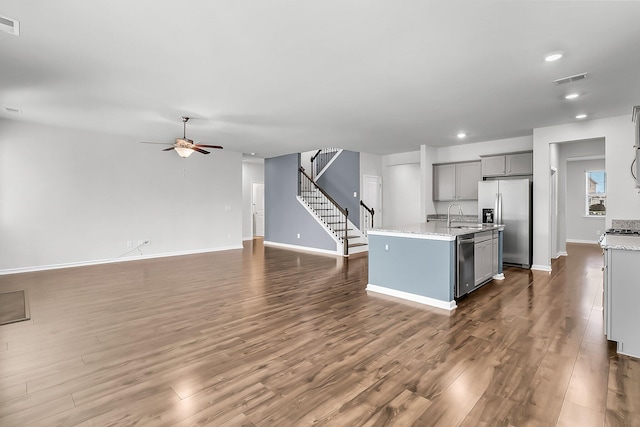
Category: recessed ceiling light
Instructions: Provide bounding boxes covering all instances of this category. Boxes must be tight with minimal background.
[545,52,563,62]
[576,114,587,119]
[250,152,256,156]
[565,93,580,100]
[457,132,466,139]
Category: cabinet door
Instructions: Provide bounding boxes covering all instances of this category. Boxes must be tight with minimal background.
[506,152,533,175]
[481,155,506,177]
[455,162,482,200]
[474,240,493,285]
[433,164,456,201]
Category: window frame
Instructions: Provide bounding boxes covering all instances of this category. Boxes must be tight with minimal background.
[585,170,606,217]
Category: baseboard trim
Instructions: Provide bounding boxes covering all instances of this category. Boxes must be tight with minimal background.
[566,239,598,245]
[263,241,340,257]
[531,264,552,272]
[554,251,568,258]
[0,245,244,276]
[366,284,457,311]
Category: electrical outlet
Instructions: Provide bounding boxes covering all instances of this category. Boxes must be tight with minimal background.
[596,230,601,235]
[353,192,357,198]
[127,240,133,248]
[297,233,301,239]
[385,244,389,251]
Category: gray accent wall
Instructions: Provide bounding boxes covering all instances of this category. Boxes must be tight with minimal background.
[264,153,337,252]
[316,150,360,229]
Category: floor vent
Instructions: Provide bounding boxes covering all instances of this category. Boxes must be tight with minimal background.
[0,15,19,36]
[553,73,587,85]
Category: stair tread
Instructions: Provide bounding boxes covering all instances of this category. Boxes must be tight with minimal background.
[348,243,368,248]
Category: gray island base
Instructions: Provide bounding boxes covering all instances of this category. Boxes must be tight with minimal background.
[367,222,503,311]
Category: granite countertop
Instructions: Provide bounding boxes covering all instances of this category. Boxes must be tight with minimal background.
[600,235,640,251]
[369,221,502,240]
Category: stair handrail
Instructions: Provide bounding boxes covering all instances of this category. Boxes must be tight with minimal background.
[310,150,322,179]
[311,147,339,180]
[360,201,375,228]
[299,166,349,255]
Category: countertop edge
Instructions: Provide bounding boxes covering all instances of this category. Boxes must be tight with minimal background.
[368,230,457,241]
[600,235,640,251]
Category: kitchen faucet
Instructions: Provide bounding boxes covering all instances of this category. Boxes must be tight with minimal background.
[447,203,463,228]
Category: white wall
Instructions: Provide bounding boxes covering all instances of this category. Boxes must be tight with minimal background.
[0,119,243,273]
[566,158,605,243]
[383,163,422,226]
[381,151,421,226]
[241,160,264,240]
[300,150,314,175]
[533,115,637,270]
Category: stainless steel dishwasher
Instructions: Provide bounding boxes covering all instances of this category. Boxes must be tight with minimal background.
[456,234,475,297]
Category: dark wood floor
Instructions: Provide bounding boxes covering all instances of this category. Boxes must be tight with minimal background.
[0,240,638,426]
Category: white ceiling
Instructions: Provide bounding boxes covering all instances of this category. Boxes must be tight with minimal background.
[1,1,640,157]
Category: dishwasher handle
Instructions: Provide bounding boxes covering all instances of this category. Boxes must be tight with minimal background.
[458,236,475,244]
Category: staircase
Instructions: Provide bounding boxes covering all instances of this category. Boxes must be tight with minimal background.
[299,167,368,256]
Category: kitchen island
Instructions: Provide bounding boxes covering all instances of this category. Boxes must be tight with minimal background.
[367,222,503,311]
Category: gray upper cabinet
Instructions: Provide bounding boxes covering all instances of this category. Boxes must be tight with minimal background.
[455,161,482,200]
[433,164,456,201]
[506,152,533,175]
[481,151,533,177]
[481,155,506,177]
[433,161,481,201]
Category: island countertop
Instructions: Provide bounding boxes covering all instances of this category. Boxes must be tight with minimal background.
[369,222,503,241]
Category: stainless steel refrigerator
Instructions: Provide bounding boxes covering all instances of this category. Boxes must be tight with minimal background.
[478,179,532,268]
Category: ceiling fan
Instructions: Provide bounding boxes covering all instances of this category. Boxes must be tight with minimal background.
[141,116,223,158]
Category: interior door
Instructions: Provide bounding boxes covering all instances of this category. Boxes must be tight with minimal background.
[252,182,264,237]
[362,175,382,228]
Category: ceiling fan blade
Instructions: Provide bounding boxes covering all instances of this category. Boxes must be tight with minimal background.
[194,144,224,149]
[193,147,210,155]
[140,141,173,145]
[162,147,175,152]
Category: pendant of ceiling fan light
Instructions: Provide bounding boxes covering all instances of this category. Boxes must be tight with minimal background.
[174,147,195,158]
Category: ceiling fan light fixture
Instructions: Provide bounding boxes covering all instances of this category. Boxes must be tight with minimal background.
[175,147,195,158]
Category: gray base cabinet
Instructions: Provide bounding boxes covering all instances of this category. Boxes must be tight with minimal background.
[474,231,493,285]
[603,248,640,358]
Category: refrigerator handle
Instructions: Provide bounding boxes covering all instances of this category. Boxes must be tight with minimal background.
[497,193,503,225]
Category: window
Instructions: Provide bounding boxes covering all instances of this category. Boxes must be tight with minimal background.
[586,171,606,216]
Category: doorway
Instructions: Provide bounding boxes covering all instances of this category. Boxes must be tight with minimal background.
[252,182,264,237]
